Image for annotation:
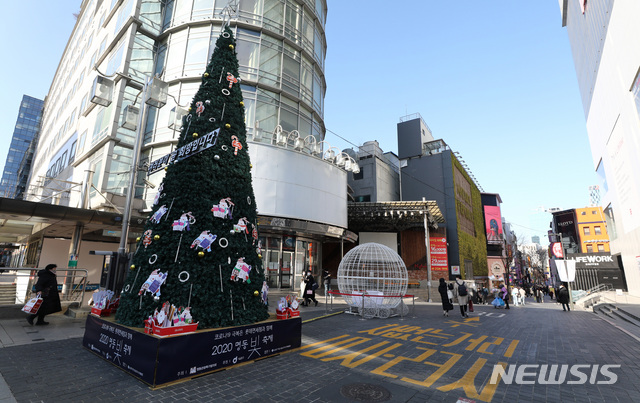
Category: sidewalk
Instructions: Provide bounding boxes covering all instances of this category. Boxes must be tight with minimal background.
[4,292,640,402]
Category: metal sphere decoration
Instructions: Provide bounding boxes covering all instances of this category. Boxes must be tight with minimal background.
[337,243,408,316]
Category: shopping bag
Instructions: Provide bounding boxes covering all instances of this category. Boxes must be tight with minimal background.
[468,299,474,312]
[22,294,43,314]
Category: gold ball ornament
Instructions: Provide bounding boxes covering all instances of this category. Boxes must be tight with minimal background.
[204,72,209,77]
[164,167,168,171]
[136,237,141,242]
[154,235,160,240]
[258,254,262,259]
[225,123,231,129]
[193,132,198,138]
[198,251,205,257]
[239,101,244,107]
[130,264,135,270]
[254,290,259,296]
[229,44,234,50]
[250,164,253,169]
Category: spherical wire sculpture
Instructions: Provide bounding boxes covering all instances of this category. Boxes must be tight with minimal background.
[337,243,408,316]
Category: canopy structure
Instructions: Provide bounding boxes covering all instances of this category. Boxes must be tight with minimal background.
[347,201,444,233]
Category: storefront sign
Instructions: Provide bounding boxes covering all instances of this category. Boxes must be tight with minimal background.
[451,265,460,275]
[552,242,564,259]
[429,237,448,272]
[487,257,504,280]
[567,253,618,269]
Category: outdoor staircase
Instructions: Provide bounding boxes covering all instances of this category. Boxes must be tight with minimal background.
[593,303,640,342]
[0,283,16,305]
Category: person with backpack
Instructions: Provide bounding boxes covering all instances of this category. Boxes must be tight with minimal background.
[454,276,469,318]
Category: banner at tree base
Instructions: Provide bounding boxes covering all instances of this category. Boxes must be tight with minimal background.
[82,314,301,387]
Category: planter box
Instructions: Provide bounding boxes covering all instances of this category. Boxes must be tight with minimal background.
[83,314,302,387]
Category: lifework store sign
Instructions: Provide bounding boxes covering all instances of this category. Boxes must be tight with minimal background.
[430,237,448,272]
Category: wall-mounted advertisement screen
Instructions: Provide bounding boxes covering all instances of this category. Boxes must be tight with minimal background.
[484,206,503,243]
[429,237,448,272]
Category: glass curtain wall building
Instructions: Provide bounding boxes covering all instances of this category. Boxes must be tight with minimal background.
[0,95,44,199]
[26,0,350,290]
[560,0,640,295]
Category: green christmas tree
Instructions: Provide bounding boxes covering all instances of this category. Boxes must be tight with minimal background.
[116,26,269,329]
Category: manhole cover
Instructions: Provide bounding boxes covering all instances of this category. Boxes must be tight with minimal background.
[340,383,391,402]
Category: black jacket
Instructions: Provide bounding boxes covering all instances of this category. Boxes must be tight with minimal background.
[34,269,62,315]
[438,282,453,311]
[557,287,570,304]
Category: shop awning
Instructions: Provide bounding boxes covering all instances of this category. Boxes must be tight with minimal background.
[347,201,444,232]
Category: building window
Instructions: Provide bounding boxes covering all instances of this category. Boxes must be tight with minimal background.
[583,227,591,235]
[586,245,594,253]
[597,244,605,252]
[355,195,370,202]
[594,226,602,235]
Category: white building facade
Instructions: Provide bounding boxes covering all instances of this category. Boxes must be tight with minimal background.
[560,0,640,295]
[26,0,350,290]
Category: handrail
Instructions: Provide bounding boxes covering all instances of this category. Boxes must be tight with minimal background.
[0,267,89,306]
[573,283,613,302]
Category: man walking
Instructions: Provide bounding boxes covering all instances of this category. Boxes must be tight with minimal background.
[557,284,571,311]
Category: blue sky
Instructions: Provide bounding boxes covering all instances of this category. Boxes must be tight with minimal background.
[0,1,596,244]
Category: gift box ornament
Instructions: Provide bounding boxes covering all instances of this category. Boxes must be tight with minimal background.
[149,301,197,336]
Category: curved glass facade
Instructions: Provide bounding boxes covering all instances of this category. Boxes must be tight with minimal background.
[142,0,327,165]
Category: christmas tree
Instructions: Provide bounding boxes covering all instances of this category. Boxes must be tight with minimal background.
[116,26,269,329]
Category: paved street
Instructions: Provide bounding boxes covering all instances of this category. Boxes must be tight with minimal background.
[1,296,639,403]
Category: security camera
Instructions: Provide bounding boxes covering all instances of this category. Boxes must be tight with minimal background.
[143,179,156,189]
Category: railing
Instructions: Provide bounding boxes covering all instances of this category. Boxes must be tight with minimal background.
[0,268,89,306]
[328,290,414,320]
[573,283,613,302]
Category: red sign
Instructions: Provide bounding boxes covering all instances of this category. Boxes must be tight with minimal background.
[430,237,448,272]
[552,242,564,259]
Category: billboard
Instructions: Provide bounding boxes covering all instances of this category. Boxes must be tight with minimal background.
[484,206,503,243]
[429,237,448,272]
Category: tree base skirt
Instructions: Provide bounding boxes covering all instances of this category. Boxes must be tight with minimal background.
[82,313,301,388]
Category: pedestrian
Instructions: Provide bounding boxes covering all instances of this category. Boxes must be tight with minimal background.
[549,286,555,300]
[557,284,571,311]
[302,270,318,306]
[482,286,489,305]
[322,269,332,292]
[500,283,510,310]
[27,264,61,326]
[511,286,519,306]
[438,278,454,317]
[518,286,526,306]
[455,276,469,318]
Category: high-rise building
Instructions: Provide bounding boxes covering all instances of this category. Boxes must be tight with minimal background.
[559,0,640,294]
[0,95,44,199]
[24,0,353,291]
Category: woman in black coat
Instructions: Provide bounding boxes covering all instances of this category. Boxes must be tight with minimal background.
[27,264,62,325]
[438,278,454,316]
[302,270,318,307]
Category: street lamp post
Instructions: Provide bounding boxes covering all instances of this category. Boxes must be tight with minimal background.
[422,197,432,302]
[91,71,169,292]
